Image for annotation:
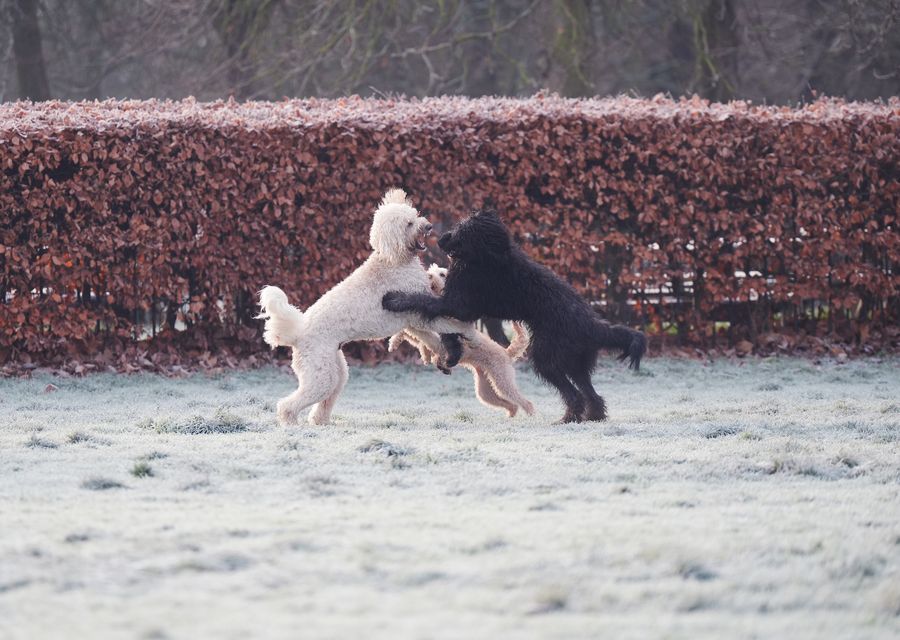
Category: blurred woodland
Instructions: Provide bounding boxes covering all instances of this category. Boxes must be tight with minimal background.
[2,0,898,103]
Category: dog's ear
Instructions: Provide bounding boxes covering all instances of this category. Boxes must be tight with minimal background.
[472,214,511,257]
[481,229,510,256]
[382,188,412,207]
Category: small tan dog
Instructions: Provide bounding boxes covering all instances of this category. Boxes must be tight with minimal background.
[389,265,535,417]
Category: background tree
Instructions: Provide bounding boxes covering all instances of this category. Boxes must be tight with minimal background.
[7,0,50,99]
[0,0,897,102]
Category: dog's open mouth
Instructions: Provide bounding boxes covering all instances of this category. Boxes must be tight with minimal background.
[411,228,429,252]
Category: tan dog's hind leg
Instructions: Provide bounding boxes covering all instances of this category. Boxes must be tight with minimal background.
[484,363,535,416]
[473,367,518,417]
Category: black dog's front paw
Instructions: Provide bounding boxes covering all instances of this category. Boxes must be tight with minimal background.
[441,333,463,368]
[382,291,409,312]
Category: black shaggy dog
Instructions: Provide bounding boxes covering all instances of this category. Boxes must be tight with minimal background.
[382,210,647,423]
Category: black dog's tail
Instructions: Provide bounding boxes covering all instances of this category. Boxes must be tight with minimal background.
[593,319,647,371]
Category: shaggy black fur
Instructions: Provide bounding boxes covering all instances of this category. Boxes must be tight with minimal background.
[383,210,647,423]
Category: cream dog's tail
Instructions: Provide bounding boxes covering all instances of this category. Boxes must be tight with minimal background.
[506,322,531,361]
[257,286,305,348]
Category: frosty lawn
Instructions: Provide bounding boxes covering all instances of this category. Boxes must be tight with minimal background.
[1,357,899,639]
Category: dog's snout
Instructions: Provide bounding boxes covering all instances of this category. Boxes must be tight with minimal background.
[438,232,452,249]
[424,223,433,234]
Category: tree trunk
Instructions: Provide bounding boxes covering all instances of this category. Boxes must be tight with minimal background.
[692,0,739,101]
[10,0,51,100]
[552,0,596,97]
[213,0,275,100]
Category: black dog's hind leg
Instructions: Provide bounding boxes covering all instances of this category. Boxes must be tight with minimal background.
[569,368,607,421]
[440,333,463,369]
[534,361,584,424]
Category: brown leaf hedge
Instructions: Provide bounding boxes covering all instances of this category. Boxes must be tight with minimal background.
[1,96,898,369]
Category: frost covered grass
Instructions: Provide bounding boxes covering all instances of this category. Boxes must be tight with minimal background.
[1,357,898,639]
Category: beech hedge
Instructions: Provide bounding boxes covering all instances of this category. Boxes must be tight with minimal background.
[1,95,898,369]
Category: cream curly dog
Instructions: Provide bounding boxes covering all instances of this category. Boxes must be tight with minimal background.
[257,189,474,426]
[389,265,535,418]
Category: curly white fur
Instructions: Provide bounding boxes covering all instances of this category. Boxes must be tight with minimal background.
[258,189,476,426]
[388,265,534,418]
